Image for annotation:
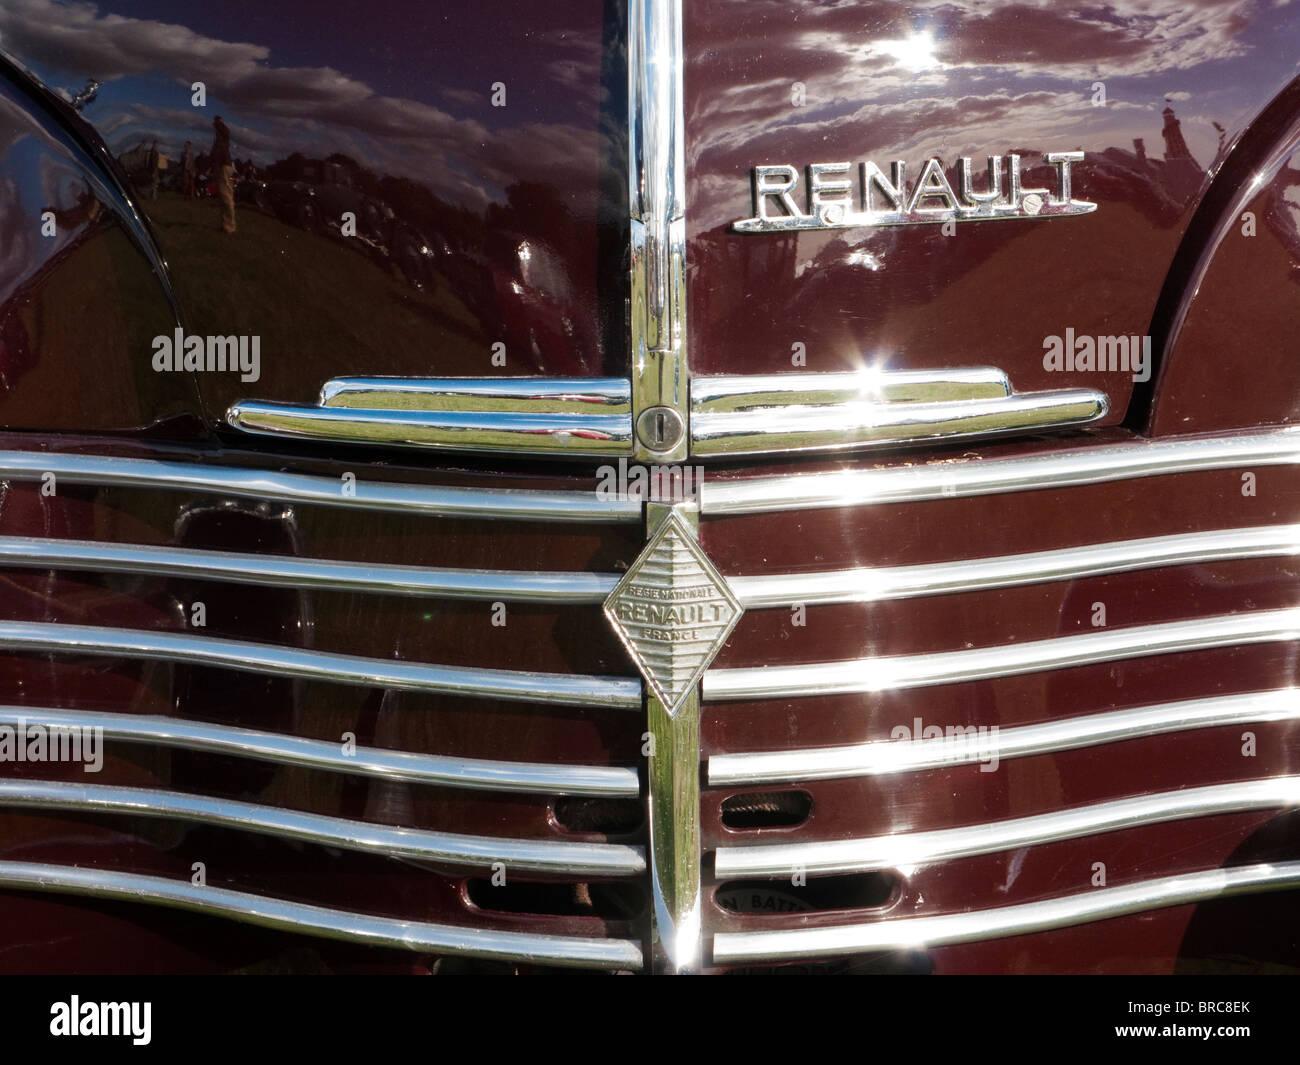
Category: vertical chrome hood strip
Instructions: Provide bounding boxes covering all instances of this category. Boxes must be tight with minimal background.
[629,0,689,460]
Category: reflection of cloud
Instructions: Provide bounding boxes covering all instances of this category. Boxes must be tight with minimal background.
[694,0,1265,131]
[690,86,1191,230]
[0,0,608,212]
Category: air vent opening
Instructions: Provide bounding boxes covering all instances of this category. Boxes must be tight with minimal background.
[720,790,812,829]
[723,951,933,976]
[715,873,897,915]
[552,797,644,834]
[465,879,644,920]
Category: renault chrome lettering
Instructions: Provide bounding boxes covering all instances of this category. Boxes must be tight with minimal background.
[733,151,1096,231]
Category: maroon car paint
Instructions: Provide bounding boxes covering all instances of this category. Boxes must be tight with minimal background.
[0,0,1295,974]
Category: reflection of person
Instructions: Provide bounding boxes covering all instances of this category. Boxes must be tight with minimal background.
[148,139,160,200]
[210,116,235,233]
[180,140,195,198]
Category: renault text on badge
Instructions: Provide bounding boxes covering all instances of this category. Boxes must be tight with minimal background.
[732,151,1096,232]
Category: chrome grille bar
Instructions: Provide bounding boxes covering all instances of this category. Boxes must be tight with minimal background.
[0,862,644,969]
[0,706,639,796]
[690,368,1012,411]
[709,689,1300,785]
[0,451,637,523]
[0,621,642,709]
[730,525,1300,608]
[0,536,618,604]
[321,377,631,414]
[701,427,1300,515]
[0,779,644,876]
[715,777,1300,877]
[227,401,634,457]
[705,608,1300,700]
[712,861,1300,964]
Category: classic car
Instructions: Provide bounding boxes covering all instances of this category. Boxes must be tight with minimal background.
[0,0,1296,977]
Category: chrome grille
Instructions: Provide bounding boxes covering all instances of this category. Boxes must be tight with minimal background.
[697,427,1300,970]
[0,446,647,971]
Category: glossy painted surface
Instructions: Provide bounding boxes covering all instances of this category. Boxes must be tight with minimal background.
[683,1,1300,431]
[0,0,1298,975]
[0,0,629,433]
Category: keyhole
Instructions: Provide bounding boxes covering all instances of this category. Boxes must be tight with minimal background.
[636,406,684,451]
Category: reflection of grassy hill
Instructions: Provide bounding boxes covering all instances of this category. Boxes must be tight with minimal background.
[143,194,486,416]
[0,224,184,431]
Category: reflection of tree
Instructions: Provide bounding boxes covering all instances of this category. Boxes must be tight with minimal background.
[486,181,581,267]
[1262,156,1300,270]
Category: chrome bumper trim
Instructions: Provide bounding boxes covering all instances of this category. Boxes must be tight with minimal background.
[0,861,644,969]
[0,536,618,604]
[0,706,639,796]
[321,377,631,414]
[227,400,634,457]
[0,621,642,709]
[704,608,1300,701]
[712,861,1300,964]
[701,427,1300,515]
[691,385,1106,457]
[0,450,637,522]
[715,777,1300,878]
[0,778,645,877]
[690,368,1013,412]
[709,689,1300,785]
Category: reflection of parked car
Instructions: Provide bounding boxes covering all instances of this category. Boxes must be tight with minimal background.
[262,180,321,232]
[481,231,592,374]
[117,140,166,193]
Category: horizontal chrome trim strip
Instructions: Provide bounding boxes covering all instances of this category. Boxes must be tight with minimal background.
[690,368,1011,414]
[0,861,643,969]
[709,689,1300,785]
[321,377,631,415]
[730,524,1300,608]
[0,779,644,877]
[227,401,634,457]
[700,427,1300,515]
[0,535,618,604]
[715,777,1300,878]
[0,706,639,796]
[0,450,637,523]
[691,390,1107,458]
[712,860,1300,964]
[704,608,1300,701]
[0,622,642,709]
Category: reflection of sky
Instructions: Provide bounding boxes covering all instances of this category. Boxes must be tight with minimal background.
[687,0,1300,230]
[0,0,612,213]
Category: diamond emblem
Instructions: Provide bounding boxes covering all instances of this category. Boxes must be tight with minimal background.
[603,510,743,717]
